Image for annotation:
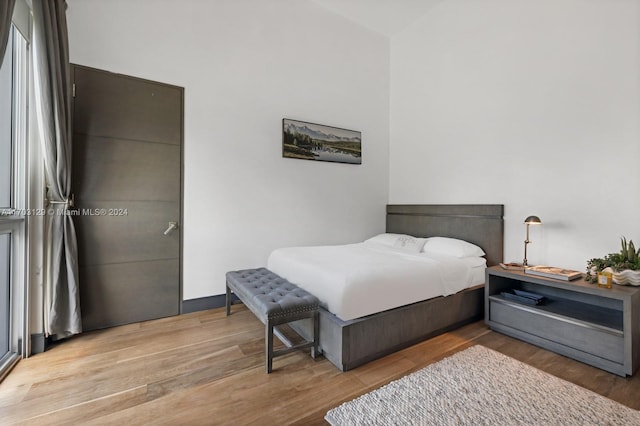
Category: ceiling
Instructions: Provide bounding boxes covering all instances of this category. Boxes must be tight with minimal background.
[311,0,443,37]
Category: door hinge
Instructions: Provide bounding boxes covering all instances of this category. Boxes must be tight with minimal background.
[72,83,76,98]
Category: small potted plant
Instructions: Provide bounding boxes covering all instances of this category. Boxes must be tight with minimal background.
[586,237,640,286]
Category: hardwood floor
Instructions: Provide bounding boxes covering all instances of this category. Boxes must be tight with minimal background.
[1,306,639,425]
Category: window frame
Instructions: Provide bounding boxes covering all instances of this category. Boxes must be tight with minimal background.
[0,219,24,382]
[0,2,32,381]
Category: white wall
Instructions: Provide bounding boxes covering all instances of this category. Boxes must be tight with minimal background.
[66,0,390,299]
[65,0,639,302]
[390,0,640,270]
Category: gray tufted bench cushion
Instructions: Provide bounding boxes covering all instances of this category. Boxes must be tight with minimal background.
[225,268,319,373]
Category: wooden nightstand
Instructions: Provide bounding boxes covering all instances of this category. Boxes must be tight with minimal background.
[485,266,640,376]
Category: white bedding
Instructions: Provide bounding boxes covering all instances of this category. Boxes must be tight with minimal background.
[267,242,485,321]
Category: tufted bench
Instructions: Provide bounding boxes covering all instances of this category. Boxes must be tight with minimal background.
[225,268,319,373]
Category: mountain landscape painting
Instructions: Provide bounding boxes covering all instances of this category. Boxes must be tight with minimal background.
[282,119,361,164]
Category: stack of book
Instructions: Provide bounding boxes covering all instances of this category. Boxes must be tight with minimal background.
[499,262,524,270]
[501,289,546,306]
[524,265,582,281]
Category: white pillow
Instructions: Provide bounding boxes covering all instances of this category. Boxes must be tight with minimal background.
[421,237,485,258]
[392,234,428,253]
[364,233,427,253]
[364,233,406,246]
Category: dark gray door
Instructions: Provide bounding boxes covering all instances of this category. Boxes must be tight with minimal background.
[72,65,182,331]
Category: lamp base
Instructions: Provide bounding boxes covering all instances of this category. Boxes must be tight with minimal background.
[499,262,525,270]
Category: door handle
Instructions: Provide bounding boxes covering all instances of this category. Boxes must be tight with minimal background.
[163,221,178,236]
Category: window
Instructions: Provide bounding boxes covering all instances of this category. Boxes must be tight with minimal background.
[1,24,29,214]
[0,15,29,381]
[0,234,10,358]
[0,29,13,208]
[0,223,23,382]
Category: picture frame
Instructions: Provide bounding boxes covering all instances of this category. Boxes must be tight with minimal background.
[282,118,361,164]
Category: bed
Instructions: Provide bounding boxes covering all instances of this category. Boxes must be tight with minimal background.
[267,204,504,372]
[268,240,487,322]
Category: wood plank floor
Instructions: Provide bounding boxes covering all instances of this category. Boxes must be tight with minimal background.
[1,306,639,425]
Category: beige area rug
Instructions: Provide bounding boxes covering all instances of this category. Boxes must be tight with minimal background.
[325,345,640,426]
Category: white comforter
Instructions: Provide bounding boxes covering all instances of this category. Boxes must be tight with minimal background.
[267,242,484,321]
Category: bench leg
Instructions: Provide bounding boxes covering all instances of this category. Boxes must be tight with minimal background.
[266,320,274,373]
[225,283,231,316]
[311,311,319,359]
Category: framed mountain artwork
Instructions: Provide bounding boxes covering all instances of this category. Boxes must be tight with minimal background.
[282,118,361,164]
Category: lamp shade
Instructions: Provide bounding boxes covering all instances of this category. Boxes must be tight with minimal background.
[524,215,542,224]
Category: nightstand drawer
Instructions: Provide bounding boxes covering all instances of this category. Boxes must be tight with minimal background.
[490,298,624,364]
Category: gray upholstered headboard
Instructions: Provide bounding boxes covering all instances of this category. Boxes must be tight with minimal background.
[386,204,504,267]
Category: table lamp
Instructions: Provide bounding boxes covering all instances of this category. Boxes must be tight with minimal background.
[523,215,542,267]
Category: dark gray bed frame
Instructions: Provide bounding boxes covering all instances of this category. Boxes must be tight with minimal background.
[291,204,504,372]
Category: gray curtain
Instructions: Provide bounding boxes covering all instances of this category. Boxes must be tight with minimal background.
[32,0,82,339]
[0,0,16,61]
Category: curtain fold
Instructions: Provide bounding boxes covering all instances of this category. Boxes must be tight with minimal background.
[0,0,16,61]
[32,0,82,339]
